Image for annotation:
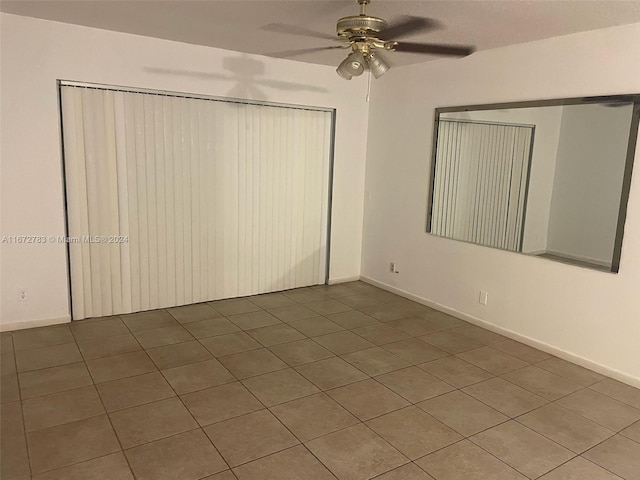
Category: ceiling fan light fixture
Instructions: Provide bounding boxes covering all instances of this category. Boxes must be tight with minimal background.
[368,51,389,78]
[336,51,366,80]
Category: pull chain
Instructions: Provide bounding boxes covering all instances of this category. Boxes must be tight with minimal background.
[366,68,372,102]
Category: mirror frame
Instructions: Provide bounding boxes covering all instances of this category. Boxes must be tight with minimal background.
[427,94,640,273]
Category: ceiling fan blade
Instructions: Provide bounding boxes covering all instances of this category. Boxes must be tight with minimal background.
[269,46,347,58]
[393,42,475,56]
[263,23,337,41]
[379,16,440,41]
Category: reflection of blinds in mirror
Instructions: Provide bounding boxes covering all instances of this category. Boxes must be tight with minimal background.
[431,119,533,252]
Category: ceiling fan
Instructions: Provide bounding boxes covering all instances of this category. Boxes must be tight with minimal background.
[266,0,475,80]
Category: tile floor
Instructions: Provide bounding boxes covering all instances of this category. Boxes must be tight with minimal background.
[1,281,639,479]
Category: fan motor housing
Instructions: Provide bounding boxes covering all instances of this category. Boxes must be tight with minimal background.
[337,15,388,38]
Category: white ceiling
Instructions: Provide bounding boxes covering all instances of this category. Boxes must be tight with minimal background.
[3,0,640,67]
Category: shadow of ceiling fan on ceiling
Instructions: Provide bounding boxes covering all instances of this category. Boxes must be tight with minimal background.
[144,54,328,101]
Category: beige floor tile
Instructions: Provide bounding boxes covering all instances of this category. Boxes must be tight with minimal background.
[306,299,353,316]
[121,310,178,332]
[109,397,198,448]
[200,332,262,357]
[419,311,465,330]
[621,420,640,442]
[392,301,436,317]
[374,463,435,480]
[16,342,83,372]
[518,403,615,453]
[419,356,493,388]
[383,338,448,364]
[167,303,221,323]
[125,428,227,480]
[1,373,20,403]
[96,371,175,412]
[269,339,334,366]
[556,388,640,431]
[463,378,548,417]
[492,339,551,363]
[284,288,333,304]
[342,347,411,376]
[27,415,120,475]
[1,401,30,480]
[590,378,640,409]
[247,324,305,347]
[2,351,16,376]
[375,366,454,403]
[219,348,287,379]
[470,421,574,478]
[358,304,408,322]
[327,379,410,421]
[306,423,408,480]
[417,390,508,436]
[339,293,384,309]
[227,311,282,330]
[1,430,30,480]
[386,317,445,337]
[77,333,141,360]
[1,332,14,353]
[351,324,411,346]
[287,317,345,337]
[181,382,263,426]
[248,293,296,309]
[13,325,74,351]
[453,325,508,347]
[502,365,583,400]
[133,325,194,348]
[162,359,235,394]
[268,304,318,322]
[209,298,262,317]
[314,331,375,355]
[19,362,93,399]
[202,471,238,480]
[327,310,380,329]
[317,284,359,299]
[183,318,240,339]
[583,434,640,480]
[23,385,104,432]
[242,368,319,406]
[146,341,213,369]
[70,317,129,341]
[295,357,368,390]
[204,409,299,467]
[31,452,134,480]
[86,351,156,384]
[341,281,381,295]
[270,392,359,442]
[538,457,623,480]
[420,330,483,354]
[456,347,528,375]
[232,445,336,480]
[367,406,461,460]
[536,357,604,386]
[417,439,527,480]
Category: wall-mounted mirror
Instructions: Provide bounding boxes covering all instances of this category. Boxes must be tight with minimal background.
[427,95,640,273]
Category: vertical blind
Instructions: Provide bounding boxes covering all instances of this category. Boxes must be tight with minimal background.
[431,119,533,251]
[61,84,333,320]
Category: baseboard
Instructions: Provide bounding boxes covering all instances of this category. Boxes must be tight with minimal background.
[328,275,360,285]
[0,315,71,332]
[543,249,610,268]
[360,275,640,388]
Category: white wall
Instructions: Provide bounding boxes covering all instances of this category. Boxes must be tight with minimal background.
[0,13,369,329]
[441,107,563,253]
[547,103,633,265]
[362,22,640,384]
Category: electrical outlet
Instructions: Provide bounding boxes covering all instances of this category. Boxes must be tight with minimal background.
[18,288,28,302]
[389,262,399,274]
[479,290,488,306]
